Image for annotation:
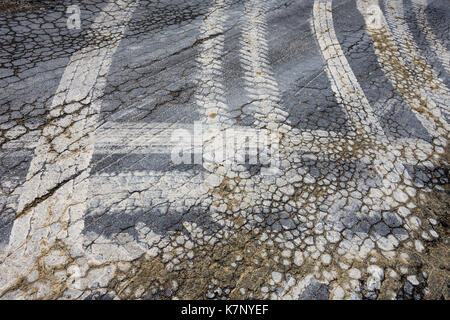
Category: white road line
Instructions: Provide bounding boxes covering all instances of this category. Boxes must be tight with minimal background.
[356,0,449,148]
[411,0,450,74]
[312,0,385,138]
[313,0,448,287]
[239,0,290,130]
[84,169,211,253]
[237,0,293,176]
[94,122,195,154]
[311,0,449,272]
[312,0,420,218]
[384,0,449,112]
[0,0,139,295]
[84,0,233,255]
[195,0,230,125]
[90,121,432,165]
[193,0,235,177]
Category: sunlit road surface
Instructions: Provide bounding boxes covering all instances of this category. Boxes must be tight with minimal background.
[0,0,448,299]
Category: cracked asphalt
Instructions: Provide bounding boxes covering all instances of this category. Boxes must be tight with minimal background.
[0,0,449,300]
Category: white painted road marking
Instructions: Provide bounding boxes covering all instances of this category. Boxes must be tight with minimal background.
[356,0,449,147]
[384,0,449,113]
[312,0,420,223]
[412,0,450,74]
[0,0,139,295]
[0,0,447,299]
[90,122,432,167]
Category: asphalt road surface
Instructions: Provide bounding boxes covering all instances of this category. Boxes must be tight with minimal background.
[0,0,449,300]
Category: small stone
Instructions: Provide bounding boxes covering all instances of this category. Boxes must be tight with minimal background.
[332,286,345,300]
[349,268,362,279]
[429,230,439,238]
[321,254,331,265]
[404,282,414,295]
[414,240,425,252]
[326,231,341,243]
[280,185,295,196]
[376,235,398,251]
[389,269,399,279]
[407,275,419,286]
[367,265,384,291]
[281,249,291,258]
[205,174,223,187]
[294,251,304,266]
[272,271,282,284]
[304,174,316,184]
[398,206,411,217]
[383,212,402,228]
[393,190,408,203]
[408,216,422,230]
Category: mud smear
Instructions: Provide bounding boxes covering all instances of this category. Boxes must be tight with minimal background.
[369,26,444,127]
[417,189,449,299]
[0,0,32,14]
[411,146,449,299]
[108,227,294,299]
[392,146,449,300]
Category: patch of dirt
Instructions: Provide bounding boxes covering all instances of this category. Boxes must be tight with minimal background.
[410,146,449,300]
[108,228,285,300]
[414,188,450,299]
[0,0,32,14]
